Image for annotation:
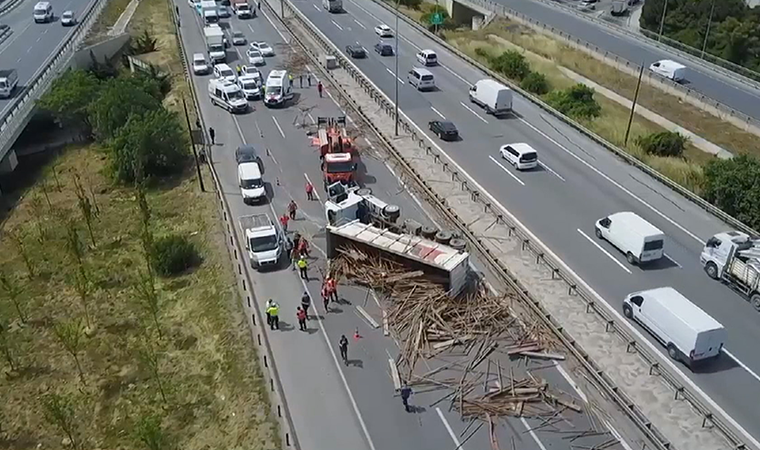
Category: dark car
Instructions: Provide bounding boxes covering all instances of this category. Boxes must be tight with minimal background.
[235,144,263,171]
[374,42,393,56]
[429,121,459,141]
[345,45,366,58]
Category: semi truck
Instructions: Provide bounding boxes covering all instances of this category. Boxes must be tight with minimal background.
[239,214,283,270]
[701,230,760,311]
[204,25,226,62]
[232,0,254,18]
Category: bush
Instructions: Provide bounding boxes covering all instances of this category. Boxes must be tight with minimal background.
[636,131,687,157]
[545,84,601,119]
[491,50,531,80]
[131,29,158,55]
[520,71,549,95]
[88,76,162,141]
[398,0,422,9]
[474,47,492,60]
[38,69,102,130]
[150,234,200,276]
[703,155,760,229]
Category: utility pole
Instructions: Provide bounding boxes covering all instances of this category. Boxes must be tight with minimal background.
[701,0,716,59]
[657,0,668,41]
[394,0,400,136]
[624,64,644,147]
[182,99,206,192]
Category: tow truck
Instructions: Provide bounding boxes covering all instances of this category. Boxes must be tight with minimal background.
[312,116,358,190]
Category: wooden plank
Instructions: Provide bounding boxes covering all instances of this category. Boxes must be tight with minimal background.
[519,351,566,361]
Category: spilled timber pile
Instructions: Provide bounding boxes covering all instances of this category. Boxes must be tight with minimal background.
[331,245,604,433]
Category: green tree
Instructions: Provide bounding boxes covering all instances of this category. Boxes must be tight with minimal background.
[520,71,550,95]
[636,131,687,157]
[41,392,81,449]
[0,269,27,324]
[37,69,101,130]
[491,50,531,81]
[545,84,601,119]
[133,413,167,450]
[703,155,760,229]
[53,320,86,384]
[107,108,188,184]
[87,76,162,142]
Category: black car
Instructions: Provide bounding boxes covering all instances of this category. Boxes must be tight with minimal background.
[374,42,393,56]
[345,45,366,58]
[429,121,459,141]
[235,144,264,171]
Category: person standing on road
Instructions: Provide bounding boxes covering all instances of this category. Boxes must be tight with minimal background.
[267,302,280,330]
[339,335,349,365]
[400,385,413,412]
[296,307,307,331]
[279,213,289,232]
[326,276,338,303]
[317,81,323,98]
[299,74,304,88]
[297,256,308,280]
[321,283,330,312]
[305,181,315,200]
[265,299,277,328]
[287,200,298,220]
[300,291,311,318]
[297,237,310,258]
[257,0,261,10]
[208,127,216,145]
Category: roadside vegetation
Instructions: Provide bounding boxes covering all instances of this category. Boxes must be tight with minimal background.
[0,0,279,447]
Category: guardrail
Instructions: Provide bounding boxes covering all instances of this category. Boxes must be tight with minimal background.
[271,1,758,450]
[0,0,105,162]
[168,4,300,449]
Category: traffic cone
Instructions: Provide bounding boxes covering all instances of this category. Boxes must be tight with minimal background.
[353,327,361,341]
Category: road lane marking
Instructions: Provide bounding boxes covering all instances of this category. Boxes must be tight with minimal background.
[353,18,366,29]
[459,101,488,124]
[539,161,565,182]
[331,19,343,30]
[521,417,549,450]
[303,173,321,201]
[430,107,445,119]
[488,155,525,186]
[312,3,319,10]
[436,408,464,449]
[577,229,632,274]
[272,116,285,138]
[385,67,404,84]
[722,349,760,383]
[664,252,682,268]
[248,23,255,33]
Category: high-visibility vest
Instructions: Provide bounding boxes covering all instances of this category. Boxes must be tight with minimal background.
[267,305,279,317]
[297,259,307,269]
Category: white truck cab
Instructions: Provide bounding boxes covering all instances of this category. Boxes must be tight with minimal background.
[701,230,760,310]
[240,214,282,270]
[208,79,248,113]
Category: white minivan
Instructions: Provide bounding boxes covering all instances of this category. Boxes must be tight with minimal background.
[499,143,538,170]
[407,67,435,91]
[649,59,686,82]
[595,211,665,265]
[34,1,53,23]
[623,287,726,367]
[416,49,437,66]
[238,162,266,204]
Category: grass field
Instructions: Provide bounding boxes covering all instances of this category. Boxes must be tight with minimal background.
[86,0,134,43]
[0,0,278,448]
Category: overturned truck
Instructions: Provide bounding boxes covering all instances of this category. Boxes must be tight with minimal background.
[326,220,471,297]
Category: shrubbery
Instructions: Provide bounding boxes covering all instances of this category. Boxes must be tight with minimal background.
[520,71,549,95]
[491,50,530,80]
[636,131,687,158]
[703,155,760,229]
[545,84,601,119]
[150,234,201,276]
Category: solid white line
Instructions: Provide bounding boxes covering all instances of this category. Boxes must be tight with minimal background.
[539,161,565,182]
[304,173,322,201]
[248,23,255,33]
[521,417,549,450]
[430,106,445,119]
[385,67,404,84]
[459,101,488,124]
[553,362,588,403]
[664,252,682,269]
[436,408,464,449]
[272,116,285,138]
[260,8,289,43]
[365,137,376,150]
[353,18,366,29]
[356,305,380,328]
[723,349,760,383]
[488,155,525,186]
[331,20,344,30]
[577,229,632,274]
[312,3,319,10]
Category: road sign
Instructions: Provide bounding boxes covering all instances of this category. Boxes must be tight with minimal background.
[430,12,444,25]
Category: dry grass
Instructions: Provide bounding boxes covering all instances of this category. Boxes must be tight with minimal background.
[86,0,134,43]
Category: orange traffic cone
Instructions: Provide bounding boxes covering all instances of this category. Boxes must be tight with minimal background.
[353,327,361,341]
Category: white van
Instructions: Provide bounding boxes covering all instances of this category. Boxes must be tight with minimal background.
[213,63,237,83]
[499,143,538,170]
[416,49,437,66]
[595,211,665,265]
[469,79,512,115]
[33,1,53,23]
[623,287,726,366]
[407,67,435,91]
[264,70,293,107]
[238,162,266,203]
[649,59,686,82]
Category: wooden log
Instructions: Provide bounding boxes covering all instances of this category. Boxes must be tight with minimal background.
[518,351,566,361]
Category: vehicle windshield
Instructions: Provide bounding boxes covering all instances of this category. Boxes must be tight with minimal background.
[241,177,263,189]
[194,57,205,64]
[227,90,245,101]
[250,235,278,252]
[220,69,234,77]
[63,12,72,17]
[267,86,282,95]
[326,161,354,173]
[520,152,537,162]
[234,32,244,37]
[242,81,258,90]
[239,4,249,9]
[0,81,6,89]
[249,51,261,58]
[210,44,224,52]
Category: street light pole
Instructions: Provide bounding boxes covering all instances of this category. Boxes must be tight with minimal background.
[657,0,668,41]
[701,0,716,59]
[394,0,399,136]
[182,98,206,192]
[624,64,644,147]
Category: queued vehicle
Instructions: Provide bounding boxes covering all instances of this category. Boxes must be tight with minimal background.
[374,41,393,56]
[61,10,76,26]
[428,120,459,141]
[246,49,265,65]
[231,29,247,45]
[374,24,393,37]
[192,53,210,75]
[345,44,366,58]
[218,5,231,17]
[213,63,237,83]
[250,41,275,56]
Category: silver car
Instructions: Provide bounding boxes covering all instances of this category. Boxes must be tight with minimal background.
[231,30,246,46]
[192,53,210,75]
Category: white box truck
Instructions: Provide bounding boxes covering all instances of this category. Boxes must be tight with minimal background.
[701,230,760,310]
[239,214,282,270]
[204,25,226,62]
[649,59,686,82]
[0,69,19,99]
[322,0,342,12]
[208,79,248,113]
[468,79,512,115]
[623,287,726,367]
[594,211,665,265]
[199,0,218,23]
[232,0,253,18]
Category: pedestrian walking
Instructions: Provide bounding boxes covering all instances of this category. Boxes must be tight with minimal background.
[265,299,276,326]
[297,237,310,258]
[209,127,216,145]
[322,283,330,312]
[326,276,339,303]
[287,200,298,220]
[196,118,201,130]
[305,181,315,200]
[296,307,307,331]
[300,291,311,318]
[297,256,308,280]
[307,74,312,86]
[279,214,289,232]
[400,385,413,412]
[299,74,304,88]
[257,0,261,9]
[317,81,323,98]
[339,335,349,365]
[266,301,280,330]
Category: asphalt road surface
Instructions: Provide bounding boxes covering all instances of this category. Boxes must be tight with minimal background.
[0,0,94,119]
[176,3,639,449]
[289,0,760,441]
[490,0,760,121]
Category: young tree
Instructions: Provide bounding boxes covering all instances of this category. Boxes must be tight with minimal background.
[37,69,102,130]
[6,229,36,279]
[133,413,167,450]
[73,174,96,246]
[136,186,154,275]
[29,195,49,244]
[41,391,81,449]
[0,318,19,372]
[69,267,92,330]
[53,320,86,384]
[64,219,84,267]
[0,269,27,323]
[138,338,168,404]
[134,269,161,339]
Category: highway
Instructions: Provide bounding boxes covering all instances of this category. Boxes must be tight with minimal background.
[288,0,760,441]
[489,0,760,121]
[175,2,639,449]
[0,0,93,119]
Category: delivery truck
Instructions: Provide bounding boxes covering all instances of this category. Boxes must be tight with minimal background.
[701,230,760,311]
[232,0,254,17]
[204,25,226,62]
[239,214,283,270]
[468,79,512,115]
[0,69,18,99]
[199,0,218,23]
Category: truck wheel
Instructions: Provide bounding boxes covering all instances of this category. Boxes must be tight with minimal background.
[751,294,760,312]
[705,262,719,280]
[667,344,679,361]
[594,228,603,239]
[626,252,637,265]
[622,304,633,319]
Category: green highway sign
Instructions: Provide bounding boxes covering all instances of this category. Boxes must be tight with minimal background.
[430,12,444,25]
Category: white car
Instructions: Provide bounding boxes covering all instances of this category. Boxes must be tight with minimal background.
[246,49,265,65]
[231,30,246,45]
[250,42,274,57]
[61,10,76,26]
[499,143,538,170]
[192,53,210,75]
[218,6,231,17]
[241,65,262,77]
[213,63,237,82]
[374,24,393,37]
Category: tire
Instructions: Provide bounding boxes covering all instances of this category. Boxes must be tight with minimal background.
[626,252,637,265]
[705,262,719,280]
[667,344,679,361]
[622,304,633,319]
[751,294,760,312]
[594,228,603,239]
